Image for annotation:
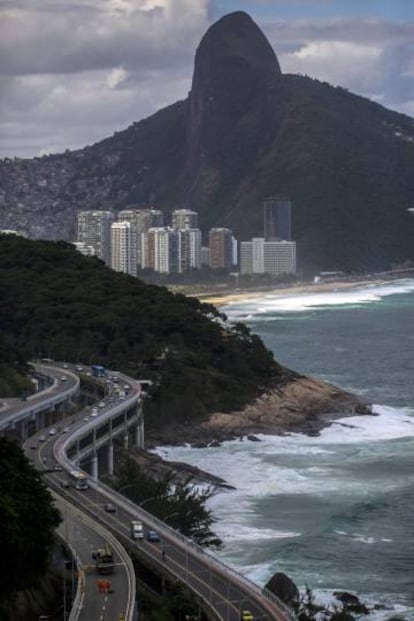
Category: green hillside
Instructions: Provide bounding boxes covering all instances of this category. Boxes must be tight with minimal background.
[0,234,285,427]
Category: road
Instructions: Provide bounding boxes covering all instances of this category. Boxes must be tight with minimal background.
[23,363,296,621]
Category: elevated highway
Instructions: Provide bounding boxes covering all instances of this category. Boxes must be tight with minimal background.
[19,362,296,621]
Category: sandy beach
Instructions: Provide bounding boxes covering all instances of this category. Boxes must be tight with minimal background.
[196,278,386,307]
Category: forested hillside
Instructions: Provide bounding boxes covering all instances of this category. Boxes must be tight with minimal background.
[0,234,285,427]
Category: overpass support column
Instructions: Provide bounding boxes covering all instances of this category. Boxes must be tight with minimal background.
[91,454,99,480]
[123,434,129,449]
[36,411,44,432]
[107,443,114,476]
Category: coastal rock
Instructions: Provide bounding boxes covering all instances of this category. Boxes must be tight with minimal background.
[264,572,299,608]
[333,592,369,614]
[197,373,371,440]
[247,434,261,442]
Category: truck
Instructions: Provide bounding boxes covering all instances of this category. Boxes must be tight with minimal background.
[130,520,144,540]
[93,543,115,574]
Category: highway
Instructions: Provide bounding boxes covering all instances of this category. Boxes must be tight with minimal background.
[20,362,296,621]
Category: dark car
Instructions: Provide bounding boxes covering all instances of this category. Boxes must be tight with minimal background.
[146,530,160,542]
[105,503,116,513]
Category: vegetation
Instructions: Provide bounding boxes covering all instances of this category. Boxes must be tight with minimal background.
[113,457,222,548]
[0,335,34,398]
[0,234,283,425]
[0,438,61,616]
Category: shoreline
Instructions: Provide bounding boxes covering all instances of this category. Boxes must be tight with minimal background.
[196,277,388,307]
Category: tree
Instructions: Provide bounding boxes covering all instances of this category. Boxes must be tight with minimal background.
[0,439,61,602]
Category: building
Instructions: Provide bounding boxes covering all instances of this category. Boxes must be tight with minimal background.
[134,209,164,268]
[72,241,95,256]
[110,221,133,275]
[240,238,296,276]
[117,210,138,276]
[172,209,198,230]
[77,210,114,265]
[209,228,233,270]
[201,246,210,266]
[264,241,296,275]
[178,228,202,272]
[263,196,292,241]
[239,241,253,274]
[146,227,178,273]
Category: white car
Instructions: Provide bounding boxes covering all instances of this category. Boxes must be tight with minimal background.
[39,435,46,442]
[98,401,106,408]
[49,428,57,436]
[76,365,83,371]
[91,411,98,417]
[60,376,68,382]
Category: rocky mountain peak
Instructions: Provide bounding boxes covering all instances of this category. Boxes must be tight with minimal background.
[184,11,282,182]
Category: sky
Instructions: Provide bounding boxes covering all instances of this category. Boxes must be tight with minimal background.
[1,0,413,159]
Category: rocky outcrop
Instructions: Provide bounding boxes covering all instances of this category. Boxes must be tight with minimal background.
[147,372,372,446]
[264,572,299,609]
[184,11,281,185]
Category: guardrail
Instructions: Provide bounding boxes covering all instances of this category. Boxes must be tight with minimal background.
[0,364,80,430]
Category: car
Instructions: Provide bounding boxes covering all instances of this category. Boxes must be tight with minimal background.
[63,364,69,369]
[76,365,83,371]
[241,611,254,621]
[83,416,89,422]
[123,385,129,390]
[98,401,106,408]
[91,411,98,417]
[49,428,57,436]
[104,503,116,513]
[30,443,37,449]
[146,530,160,542]
[62,427,70,433]
[39,435,46,442]
[54,464,63,471]
[60,376,68,382]
[60,480,70,489]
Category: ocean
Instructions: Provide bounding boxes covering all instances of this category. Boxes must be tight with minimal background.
[155,278,414,619]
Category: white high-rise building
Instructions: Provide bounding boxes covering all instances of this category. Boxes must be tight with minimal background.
[240,238,296,276]
[264,241,296,275]
[146,227,178,273]
[110,221,133,275]
[118,210,139,276]
[172,209,198,230]
[72,241,95,257]
[178,228,202,272]
[77,210,114,265]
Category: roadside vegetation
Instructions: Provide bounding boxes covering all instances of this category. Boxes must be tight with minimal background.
[112,456,222,548]
[0,438,61,620]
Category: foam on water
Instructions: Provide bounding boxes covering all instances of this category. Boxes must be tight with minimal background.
[222,278,414,320]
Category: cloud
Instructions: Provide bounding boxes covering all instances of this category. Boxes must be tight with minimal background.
[1,2,413,158]
[0,0,210,157]
[263,17,414,108]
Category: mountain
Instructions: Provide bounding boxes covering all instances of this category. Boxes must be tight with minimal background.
[1,11,414,272]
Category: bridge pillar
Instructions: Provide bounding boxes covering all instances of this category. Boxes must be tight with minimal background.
[36,411,45,432]
[123,434,129,449]
[107,444,114,476]
[91,454,99,480]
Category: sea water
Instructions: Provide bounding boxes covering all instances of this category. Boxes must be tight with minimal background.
[155,279,414,618]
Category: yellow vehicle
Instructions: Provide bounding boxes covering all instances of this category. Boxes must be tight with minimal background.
[241,611,254,621]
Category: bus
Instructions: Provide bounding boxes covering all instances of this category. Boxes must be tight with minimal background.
[69,470,89,490]
[91,365,106,377]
